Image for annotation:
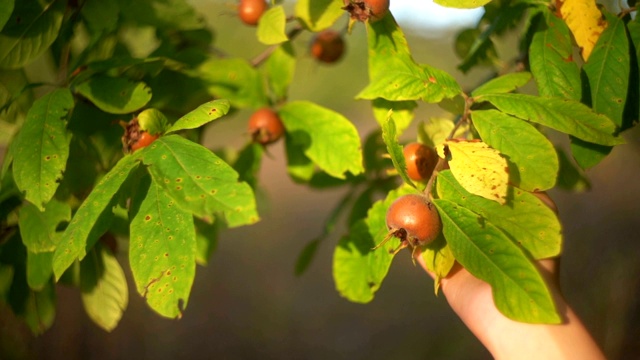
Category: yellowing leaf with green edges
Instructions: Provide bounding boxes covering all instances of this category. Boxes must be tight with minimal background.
[436,139,508,204]
[558,0,606,60]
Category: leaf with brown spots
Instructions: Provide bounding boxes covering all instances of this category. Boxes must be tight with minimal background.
[129,176,195,319]
[165,99,230,134]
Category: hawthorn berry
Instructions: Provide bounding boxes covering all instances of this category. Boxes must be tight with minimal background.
[248,108,285,145]
[238,0,267,26]
[121,117,160,153]
[403,142,438,182]
[382,194,441,254]
[343,0,390,23]
[310,30,345,64]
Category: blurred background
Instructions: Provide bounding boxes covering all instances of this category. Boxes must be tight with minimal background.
[2,0,640,359]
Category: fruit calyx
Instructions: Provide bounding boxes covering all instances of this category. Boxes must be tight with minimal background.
[248,107,285,145]
[342,0,390,23]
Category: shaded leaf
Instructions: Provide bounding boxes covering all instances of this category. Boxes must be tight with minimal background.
[477,93,624,145]
[141,135,259,227]
[264,42,296,101]
[198,58,268,109]
[117,0,204,30]
[257,5,288,45]
[436,139,509,204]
[18,199,70,253]
[0,0,14,31]
[75,75,152,114]
[166,99,230,134]
[279,101,363,179]
[437,170,562,259]
[80,245,128,332]
[472,109,558,191]
[434,199,561,323]
[420,235,455,294]
[556,147,590,191]
[194,217,218,266]
[295,239,321,276]
[26,250,53,291]
[129,177,195,319]
[12,88,73,209]
[0,0,65,69]
[53,155,140,280]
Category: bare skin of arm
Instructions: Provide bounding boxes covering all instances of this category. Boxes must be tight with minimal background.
[415,256,607,360]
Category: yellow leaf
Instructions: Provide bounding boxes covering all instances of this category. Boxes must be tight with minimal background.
[436,139,509,204]
[557,0,607,60]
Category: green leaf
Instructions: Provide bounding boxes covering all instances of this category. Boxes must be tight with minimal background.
[433,199,561,324]
[295,239,321,276]
[284,133,315,182]
[75,75,152,114]
[198,58,268,109]
[421,235,455,294]
[81,0,119,34]
[455,28,498,73]
[418,117,467,148]
[80,245,128,332]
[232,142,263,189]
[435,0,492,9]
[257,5,288,45]
[21,280,56,335]
[18,199,71,253]
[477,93,624,146]
[437,170,561,259]
[26,250,53,290]
[141,135,259,227]
[117,0,204,30]
[333,186,414,303]
[371,99,416,135]
[166,99,230,134]
[129,177,195,319]
[357,14,461,102]
[471,109,558,191]
[264,42,296,101]
[53,155,140,280]
[381,115,416,188]
[471,72,532,97]
[294,0,344,32]
[529,9,581,100]
[573,11,629,169]
[12,88,74,209]
[556,148,590,191]
[279,101,364,179]
[0,0,14,31]
[0,0,65,69]
[194,217,218,266]
[0,264,13,299]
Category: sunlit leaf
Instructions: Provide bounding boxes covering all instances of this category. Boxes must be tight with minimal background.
[141,135,259,227]
[381,115,416,188]
[471,72,532,97]
[357,14,461,102]
[529,9,581,100]
[558,0,606,60]
[437,171,562,259]
[371,99,415,136]
[257,5,288,45]
[436,139,509,204]
[471,110,558,191]
[420,235,455,294]
[53,155,140,280]
[12,88,73,210]
[294,0,344,32]
[434,199,561,323]
[129,177,195,319]
[166,99,230,134]
[0,0,65,69]
[264,42,296,101]
[279,101,364,179]
[198,58,268,109]
[477,93,624,146]
[435,0,492,9]
[80,245,128,332]
[418,117,468,149]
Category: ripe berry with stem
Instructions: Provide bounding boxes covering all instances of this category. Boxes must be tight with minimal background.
[375,193,442,259]
[248,108,285,145]
[403,142,438,182]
